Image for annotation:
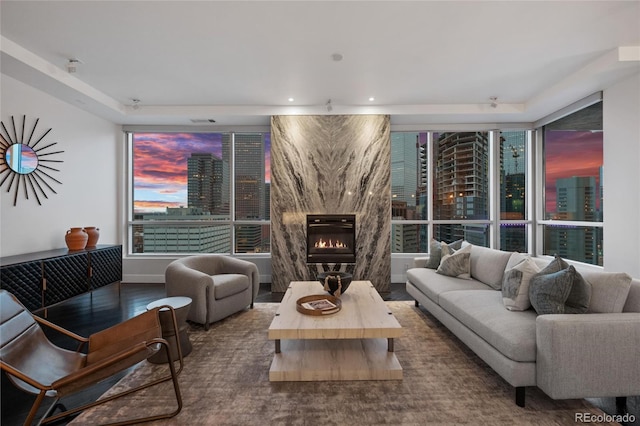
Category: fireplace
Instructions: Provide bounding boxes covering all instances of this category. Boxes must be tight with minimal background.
[307,214,356,263]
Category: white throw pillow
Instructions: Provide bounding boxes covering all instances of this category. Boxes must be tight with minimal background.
[501,257,540,311]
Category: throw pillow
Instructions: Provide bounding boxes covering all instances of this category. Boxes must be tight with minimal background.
[501,257,541,311]
[581,271,632,313]
[425,239,443,269]
[541,254,591,314]
[426,239,464,269]
[436,243,471,279]
[529,265,576,314]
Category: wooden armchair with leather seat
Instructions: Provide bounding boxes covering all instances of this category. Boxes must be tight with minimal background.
[0,289,183,425]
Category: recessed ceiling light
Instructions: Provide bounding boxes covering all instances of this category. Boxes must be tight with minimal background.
[288,97,294,102]
[368,97,375,102]
[331,53,343,62]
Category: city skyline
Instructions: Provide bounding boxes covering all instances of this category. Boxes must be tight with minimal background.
[133,132,270,213]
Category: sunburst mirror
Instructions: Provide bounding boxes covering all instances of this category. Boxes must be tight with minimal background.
[0,115,64,206]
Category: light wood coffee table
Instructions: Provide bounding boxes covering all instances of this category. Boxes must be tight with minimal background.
[268,280,402,381]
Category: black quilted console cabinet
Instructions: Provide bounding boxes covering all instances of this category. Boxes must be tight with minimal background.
[1,245,122,312]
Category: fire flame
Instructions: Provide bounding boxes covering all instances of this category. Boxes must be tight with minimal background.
[314,238,347,249]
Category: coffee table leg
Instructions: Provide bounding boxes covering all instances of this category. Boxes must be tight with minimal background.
[275,339,281,354]
[388,338,394,352]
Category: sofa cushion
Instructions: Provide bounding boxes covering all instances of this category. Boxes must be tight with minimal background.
[501,257,541,311]
[426,239,463,269]
[529,266,575,314]
[580,270,632,313]
[213,274,250,299]
[406,268,490,304]
[469,245,513,290]
[437,243,471,279]
[438,290,538,362]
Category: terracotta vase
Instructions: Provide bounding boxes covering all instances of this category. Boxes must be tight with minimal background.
[65,227,88,251]
[84,226,100,247]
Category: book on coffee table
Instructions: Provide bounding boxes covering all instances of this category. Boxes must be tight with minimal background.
[302,298,338,312]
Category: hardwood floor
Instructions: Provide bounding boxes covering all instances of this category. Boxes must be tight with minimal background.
[2,282,637,425]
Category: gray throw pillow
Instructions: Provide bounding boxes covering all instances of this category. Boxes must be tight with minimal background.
[426,239,443,269]
[436,243,471,279]
[426,239,464,269]
[529,265,576,314]
[541,254,591,314]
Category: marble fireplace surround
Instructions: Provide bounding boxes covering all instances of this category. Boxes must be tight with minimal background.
[270,115,391,293]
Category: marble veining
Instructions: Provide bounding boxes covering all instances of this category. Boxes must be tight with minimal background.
[271,115,391,293]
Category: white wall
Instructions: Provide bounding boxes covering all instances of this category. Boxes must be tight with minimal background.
[602,72,640,278]
[0,75,121,257]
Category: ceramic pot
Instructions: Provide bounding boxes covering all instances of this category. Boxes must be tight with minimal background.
[65,227,88,251]
[317,272,353,297]
[84,226,100,247]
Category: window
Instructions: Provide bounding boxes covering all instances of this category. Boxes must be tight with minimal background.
[541,101,603,265]
[129,132,270,254]
[499,130,528,252]
[390,132,428,253]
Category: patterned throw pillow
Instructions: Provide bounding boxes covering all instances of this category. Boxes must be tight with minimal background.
[426,239,464,269]
[436,243,471,279]
[529,265,576,314]
[501,257,541,311]
[536,254,591,314]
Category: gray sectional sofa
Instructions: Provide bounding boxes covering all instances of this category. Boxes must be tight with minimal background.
[406,243,640,407]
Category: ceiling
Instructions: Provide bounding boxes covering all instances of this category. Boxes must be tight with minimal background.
[1,1,639,127]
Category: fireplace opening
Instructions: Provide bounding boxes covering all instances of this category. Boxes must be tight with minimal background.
[307,214,356,263]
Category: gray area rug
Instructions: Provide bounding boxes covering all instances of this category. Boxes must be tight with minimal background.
[70,302,613,425]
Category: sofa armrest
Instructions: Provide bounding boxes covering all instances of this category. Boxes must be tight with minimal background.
[413,257,429,268]
[536,313,640,399]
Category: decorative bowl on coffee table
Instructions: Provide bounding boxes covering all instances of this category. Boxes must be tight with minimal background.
[317,272,353,297]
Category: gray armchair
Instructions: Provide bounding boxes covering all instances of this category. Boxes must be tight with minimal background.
[165,255,260,330]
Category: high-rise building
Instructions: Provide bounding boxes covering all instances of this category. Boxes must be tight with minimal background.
[433,132,489,245]
[391,133,419,208]
[233,134,266,220]
[187,153,228,215]
[547,176,598,263]
[231,133,266,253]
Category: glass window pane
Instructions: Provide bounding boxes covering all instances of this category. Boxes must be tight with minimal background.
[391,132,428,220]
[433,132,489,220]
[500,131,527,220]
[133,132,230,217]
[543,224,602,266]
[234,133,270,220]
[543,102,603,221]
[391,223,429,253]
[235,224,271,253]
[433,224,489,247]
[500,223,527,253]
